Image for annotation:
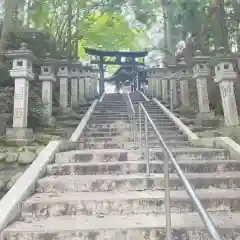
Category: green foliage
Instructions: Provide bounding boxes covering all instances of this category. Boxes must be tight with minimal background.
[168,0,237,53]
[214,103,224,116]
[24,0,150,58]
[78,12,139,57]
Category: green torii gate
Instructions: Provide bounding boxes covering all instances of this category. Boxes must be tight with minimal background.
[84,48,148,94]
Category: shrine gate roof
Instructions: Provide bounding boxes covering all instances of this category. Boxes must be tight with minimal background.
[84,47,148,58]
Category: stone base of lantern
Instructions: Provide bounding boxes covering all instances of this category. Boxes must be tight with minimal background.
[41,116,56,126]
[178,105,195,116]
[59,107,74,115]
[220,126,240,138]
[6,127,33,144]
[195,112,220,127]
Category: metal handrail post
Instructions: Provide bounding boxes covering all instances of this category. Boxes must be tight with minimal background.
[139,104,142,150]
[164,153,172,240]
[170,87,174,113]
[144,114,150,176]
[133,113,136,148]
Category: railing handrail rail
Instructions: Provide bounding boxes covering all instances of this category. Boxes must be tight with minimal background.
[127,92,135,115]
[99,92,106,102]
[139,102,221,240]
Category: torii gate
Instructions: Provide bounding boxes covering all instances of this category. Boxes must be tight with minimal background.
[84,48,148,95]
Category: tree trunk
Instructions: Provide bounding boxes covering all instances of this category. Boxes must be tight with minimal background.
[74,7,79,59]
[216,0,229,50]
[67,0,73,60]
[0,0,17,67]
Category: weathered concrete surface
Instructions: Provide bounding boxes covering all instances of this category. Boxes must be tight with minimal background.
[3,94,240,239]
[3,212,240,240]
[36,171,240,193]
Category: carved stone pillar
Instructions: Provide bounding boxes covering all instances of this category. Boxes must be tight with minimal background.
[162,77,169,103]
[39,53,56,124]
[210,48,239,126]
[69,62,80,108]
[57,59,69,108]
[5,43,38,142]
[79,69,85,103]
[177,59,194,113]
[192,50,217,125]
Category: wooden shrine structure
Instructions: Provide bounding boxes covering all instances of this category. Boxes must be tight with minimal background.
[84,48,148,94]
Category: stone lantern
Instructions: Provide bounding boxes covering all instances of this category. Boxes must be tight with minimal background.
[177,58,193,113]
[147,69,154,97]
[92,66,99,98]
[192,50,217,125]
[69,61,81,108]
[161,70,170,103]
[155,67,166,100]
[79,67,86,103]
[89,67,96,99]
[57,59,69,108]
[84,67,92,100]
[208,47,239,126]
[147,69,157,98]
[168,64,178,108]
[39,53,56,124]
[146,70,152,96]
[6,43,39,142]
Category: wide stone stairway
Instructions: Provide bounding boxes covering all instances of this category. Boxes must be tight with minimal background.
[2,93,240,239]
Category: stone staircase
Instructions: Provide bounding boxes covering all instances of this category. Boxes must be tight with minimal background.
[2,93,240,239]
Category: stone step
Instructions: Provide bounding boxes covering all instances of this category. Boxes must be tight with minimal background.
[94,109,128,112]
[137,125,178,131]
[145,129,182,136]
[96,105,127,108]
[86,123,130,128]
[82,131,130,137]
[83,127,130,132]
[66,139,189,151]
[47,160,240,176]
[37,171,240,193]
[79,133,184,144]
[89,116,130,120]
[142,134,185,141]
[92,113,129,116]
[58,120,80,127]
[94,110,128,113]
[54,148,229,164]
[147,140,191,148]
[55,115,83,121]
[80,136,133,143]
[138,114,170,120]
[98,101,126,104]
[21,189,240,220]
[89,117,130,121]
[75,142,135,150]
[100,105,126,107]
[189,125,218,132]
[4,212,240,240]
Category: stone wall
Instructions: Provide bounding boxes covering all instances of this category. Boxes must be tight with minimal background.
[0,115,6,137]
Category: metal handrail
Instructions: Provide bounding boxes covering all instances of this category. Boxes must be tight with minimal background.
[139,102,221,240]
[124,92,136,147]
[127,93,135,115]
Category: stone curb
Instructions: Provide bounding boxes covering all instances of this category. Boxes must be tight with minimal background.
[153,98,199,141]
[192,136,240,160]
[0,140,63,231]
[139,91,150,101]
[70,99,99,141]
